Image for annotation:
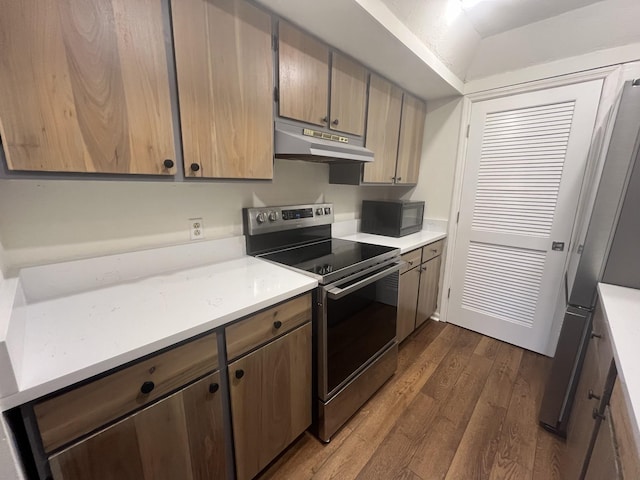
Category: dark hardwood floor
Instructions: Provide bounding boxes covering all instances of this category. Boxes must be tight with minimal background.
[258,321,565,480]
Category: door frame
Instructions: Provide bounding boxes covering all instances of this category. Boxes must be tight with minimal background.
[439,64,624,356]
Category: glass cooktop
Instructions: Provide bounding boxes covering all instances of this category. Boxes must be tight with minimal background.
[258,238,398,280]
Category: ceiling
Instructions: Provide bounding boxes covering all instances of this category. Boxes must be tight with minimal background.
[461,0,605,38]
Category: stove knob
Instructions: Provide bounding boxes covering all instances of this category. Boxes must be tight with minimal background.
[316,208,324,215]
[256,212,266,224]
[268,211,278,222]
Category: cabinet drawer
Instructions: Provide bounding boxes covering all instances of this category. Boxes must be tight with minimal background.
[226,293,312,361]
[35,332,218,453]
[422,240,444,263]
[400,249,422,274]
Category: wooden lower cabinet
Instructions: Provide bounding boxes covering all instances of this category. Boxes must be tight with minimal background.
[416,255,441,328]
[563,301,613,479]
[49,372,226,480]
[584,407,620,480]
[396,242,444,343]
[229,323,312,480]
[397,266,420,343]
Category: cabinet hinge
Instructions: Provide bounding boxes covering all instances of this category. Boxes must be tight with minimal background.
[272,34,278,52]
[448,288,451,299]
[274,86,279,102]
[456,211,460,224]
[466,124,470,138]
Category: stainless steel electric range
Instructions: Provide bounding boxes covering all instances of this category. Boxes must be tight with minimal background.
[243,203,401,442]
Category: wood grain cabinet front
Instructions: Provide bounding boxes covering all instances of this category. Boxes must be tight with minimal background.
[277,22,368,137]
[397,266,421,343]
[416,255,442,328]
[34,332,218,453]
[171,0,274,179]
[229,323,312,480]
[563,300,614,479]
[396,93,427,185]
[49,372,227,480]
[396,241,444,342]
[329,52,368,136]
[363,79,426,185]
[363,74,403,184]
[225,293,312,361]
[0,0,176,175]
[278,21,330,127]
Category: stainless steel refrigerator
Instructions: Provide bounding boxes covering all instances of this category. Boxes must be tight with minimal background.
[539,79,640,436]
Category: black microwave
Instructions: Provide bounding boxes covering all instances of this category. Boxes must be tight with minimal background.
[361,200,425,237]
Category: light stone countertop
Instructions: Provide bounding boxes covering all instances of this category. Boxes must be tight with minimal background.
[0,256,317,410]
[335,230,446,254]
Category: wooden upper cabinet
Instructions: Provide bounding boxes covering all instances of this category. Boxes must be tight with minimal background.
[0,0,176,175]
[172,0,273,179]
[278,21,329,127]
[362,74,403,184]
[396,93,426,185]
[329,53,367,136]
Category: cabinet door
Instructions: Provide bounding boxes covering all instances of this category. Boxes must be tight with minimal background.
[182,372,227,480]
[278,22,329,127]
[172,0,273,179]
[0,0,176,175]
[396,93,426,185]
[563,332,602,479]
[362,75,402,184]
[584,407,621,480]
[49,373,225,480]
[329,53,367,136]
[397,267,420,343]
[229,323,312,480]
[610,379,640,479]
[416,255,441,328]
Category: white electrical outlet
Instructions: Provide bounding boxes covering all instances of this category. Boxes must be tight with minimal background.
[189,217,204,240]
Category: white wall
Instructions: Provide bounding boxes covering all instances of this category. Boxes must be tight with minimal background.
[0,240,5,280]
[407,96,463,221]
[0,159,401,271]
[466,0,640,81]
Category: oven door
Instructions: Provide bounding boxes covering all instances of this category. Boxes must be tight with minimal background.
[317,260,402,401]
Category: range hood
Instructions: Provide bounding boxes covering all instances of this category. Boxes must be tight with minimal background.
[274,121,374,163]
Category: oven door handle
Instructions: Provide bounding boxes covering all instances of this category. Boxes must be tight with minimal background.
[325,261,404,300]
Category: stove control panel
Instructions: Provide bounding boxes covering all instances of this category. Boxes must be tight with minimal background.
[243,203,334,235]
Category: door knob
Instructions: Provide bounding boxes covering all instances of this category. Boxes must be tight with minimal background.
[190,163,200,172]
[552,241,565,251]
[163,159,174,169]
[235,369,245,379]
[332,119,339,126]
[209,383,219,393]
[588,389,601,400]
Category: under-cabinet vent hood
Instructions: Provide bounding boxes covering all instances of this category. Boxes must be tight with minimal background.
[274,121,374,163]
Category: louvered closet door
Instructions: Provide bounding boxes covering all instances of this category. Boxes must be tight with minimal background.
[449,81,602,354]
